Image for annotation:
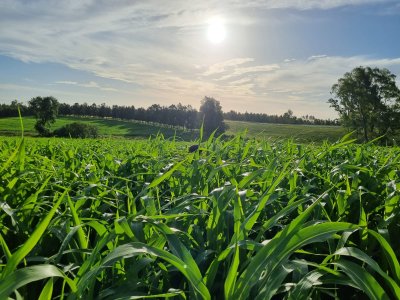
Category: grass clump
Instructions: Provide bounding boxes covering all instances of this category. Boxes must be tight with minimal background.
[0,134,399,299]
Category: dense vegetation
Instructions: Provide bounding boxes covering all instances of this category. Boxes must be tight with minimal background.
[329,66,400,143]
[1,133,399,299]
[53,122,99,138]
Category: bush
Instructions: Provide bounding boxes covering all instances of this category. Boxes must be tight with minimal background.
[54,122,99,138]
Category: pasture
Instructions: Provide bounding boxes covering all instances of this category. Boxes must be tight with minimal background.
[224,120,346,143]
[0,116,197,140]
[0,116,346,143]
[0,134,399,299]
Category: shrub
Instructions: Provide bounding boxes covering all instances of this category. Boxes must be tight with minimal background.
[54,122,98,138]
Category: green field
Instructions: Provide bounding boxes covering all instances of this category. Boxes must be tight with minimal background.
[0,116,347,143]
[1,134,400,299]
[0,116,198,140]
[225,120,347,143]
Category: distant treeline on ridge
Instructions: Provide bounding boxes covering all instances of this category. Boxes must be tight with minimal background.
[0,100,339,127]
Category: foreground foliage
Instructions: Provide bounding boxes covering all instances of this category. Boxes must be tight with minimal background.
[0,134,399,299]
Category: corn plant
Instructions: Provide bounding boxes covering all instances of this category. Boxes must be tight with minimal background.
[0,133,399,299]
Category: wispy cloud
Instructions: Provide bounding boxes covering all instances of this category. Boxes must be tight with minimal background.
[243,0,393,10]
[0,0,399,118]
[308,55,328,60]
[203,58,254,76]
[197,55,400,118]
[56,81,78,85]
[55,80,118,92]
[215,64,280,81]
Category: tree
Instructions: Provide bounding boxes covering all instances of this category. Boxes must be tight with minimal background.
[199,96,226,136]
[329,66,400,142]
[28,96,59,136]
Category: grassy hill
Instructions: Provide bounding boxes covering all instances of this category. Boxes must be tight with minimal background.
[225,120,347,143]
[0,116,347,143]
[0,116,198,140]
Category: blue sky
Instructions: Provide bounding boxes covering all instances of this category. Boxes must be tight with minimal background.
[1,0,400,119]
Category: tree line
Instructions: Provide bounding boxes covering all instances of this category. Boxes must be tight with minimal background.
[0,100,336,127]
[1,96,227,137]
[0,101,199,129]
[223,109,339,125]
[1,65,399,141]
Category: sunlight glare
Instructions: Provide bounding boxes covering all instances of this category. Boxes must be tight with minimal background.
[207,18,226,44]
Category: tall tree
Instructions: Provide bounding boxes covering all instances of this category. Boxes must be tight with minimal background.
[329,66,400,142]
[199,96,226,136]
[29,96,59,136]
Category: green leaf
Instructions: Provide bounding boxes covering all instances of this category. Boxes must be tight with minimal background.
[243,162,291,233]
[233,220,358,299]
[77,242,210,300]
[67,194,88,250]
[0,136,24,174]
[224,244,240,299]
[2,190,68,278]
[368,230,400,283]
[333,259,390,300]
[38,278,54,300]
[0,265,75,299]
[287,270,324,300]
[334,247,400,298]
[0,232,11,261]
[147,159,186,189]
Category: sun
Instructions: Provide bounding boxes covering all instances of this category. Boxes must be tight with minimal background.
[207,18,226,44]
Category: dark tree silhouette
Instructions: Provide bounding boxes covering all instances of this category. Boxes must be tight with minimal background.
[28,96,59,136]
[199,96,226,136]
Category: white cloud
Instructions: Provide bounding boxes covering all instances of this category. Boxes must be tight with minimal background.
[55,81,78,85]
[215,64,280,81]
[197,55,400,118]
[251,55,400,117]
[203,58,254,76]
[308,55,328,60]
[0,0,398,118]
[55,80,118,92]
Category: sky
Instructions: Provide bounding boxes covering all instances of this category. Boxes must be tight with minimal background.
[1,0,400,119]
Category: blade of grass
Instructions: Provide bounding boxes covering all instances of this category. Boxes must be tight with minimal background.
[233,221,358,299]
[66,194,88,250]
[38,278,54,300]
[333,259,390,300]
[368,229,400,283]
[334,247,400,298]
[76,242,210,300]
[0,265,76,299]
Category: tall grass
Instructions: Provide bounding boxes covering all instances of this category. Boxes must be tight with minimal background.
[0,133,399,299]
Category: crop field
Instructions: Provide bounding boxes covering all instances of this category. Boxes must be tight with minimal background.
[1,133,400,299]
